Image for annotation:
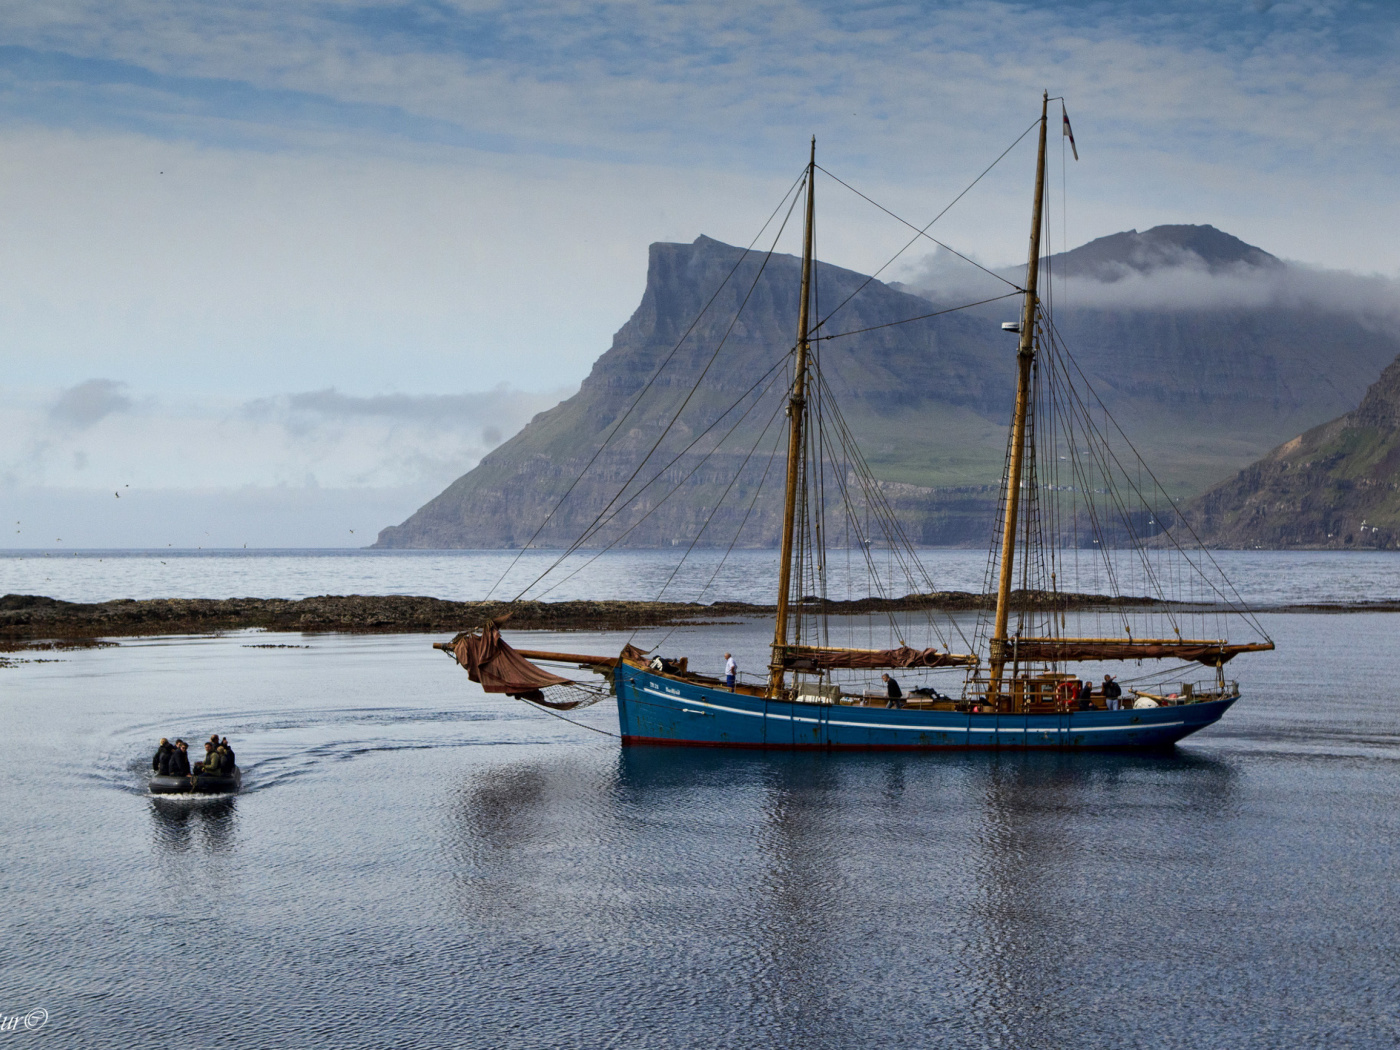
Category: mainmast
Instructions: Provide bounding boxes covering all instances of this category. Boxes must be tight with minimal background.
[986,92,1049,704]
[769,137,817,697]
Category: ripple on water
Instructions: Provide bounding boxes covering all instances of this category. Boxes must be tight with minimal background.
[2,622,1399,1048]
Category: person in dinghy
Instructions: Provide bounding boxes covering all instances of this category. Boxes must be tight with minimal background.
[148,734,241,794]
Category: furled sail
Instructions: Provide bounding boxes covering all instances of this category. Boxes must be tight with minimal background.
[776,644,978,672]
[991,637,1275,667]
[449,622,574,698]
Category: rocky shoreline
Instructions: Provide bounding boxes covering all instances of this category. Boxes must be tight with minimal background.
[4,590,1395,645]
[2,590,1165,642]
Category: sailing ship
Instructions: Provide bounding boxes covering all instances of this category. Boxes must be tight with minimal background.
[438,93,1274,750]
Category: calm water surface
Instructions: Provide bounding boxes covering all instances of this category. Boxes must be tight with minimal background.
[2,611,1398,1048]
[3,547,1400,606]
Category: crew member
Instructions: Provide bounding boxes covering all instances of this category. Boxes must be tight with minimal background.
[1102,675,1123,710]
[1076,679,1094,710]
[724,653,737,690]
[883,673,904,709]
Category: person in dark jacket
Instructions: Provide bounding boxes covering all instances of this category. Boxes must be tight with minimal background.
[882,674,904,709]
[1102,675,1123,710]
[152,739,173,774]
[169,741,191,776]
[1076,679,1094,710]
[220,737,236,770]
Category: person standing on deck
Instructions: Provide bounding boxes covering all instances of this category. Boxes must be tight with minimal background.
[883,674,904,708]
[1076,679,1094,710]
[724,653,737,690]
[1103,675,1122,710]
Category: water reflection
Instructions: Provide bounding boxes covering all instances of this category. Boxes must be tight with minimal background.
[443,745,1249,1048]
[962,749,1240,1043]
[746,754,862,1045]
[147,796,238,854]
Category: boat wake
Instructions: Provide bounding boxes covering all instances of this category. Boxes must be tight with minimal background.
[93,700,596,799]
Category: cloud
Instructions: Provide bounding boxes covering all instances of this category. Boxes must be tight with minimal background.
[898,247,1400,326]
[2,381,575,546]
[2,2,1399,410]
[4,2,1398,188]
[3,0,1399,548]
[1052,263,1400,325]
[278,385,560,423]
[48,378,130,428]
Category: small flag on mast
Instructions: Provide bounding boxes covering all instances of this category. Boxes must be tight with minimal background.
[1062,103,1079,161]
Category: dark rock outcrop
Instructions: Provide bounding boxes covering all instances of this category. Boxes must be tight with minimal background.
[0,590,1169,641]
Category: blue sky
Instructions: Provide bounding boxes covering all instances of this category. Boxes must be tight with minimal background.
[2,0,1397,546]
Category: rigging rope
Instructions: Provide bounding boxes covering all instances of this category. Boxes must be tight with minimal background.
[814,165,1024,294]
[510,182,809,601]
[485,166,809,601]
[644,419,789,654]
[524,355,793,600]
[1039,314,1270,637]
[805,118,1039,337]
[812,291,1022,341]
[517,691,620,738]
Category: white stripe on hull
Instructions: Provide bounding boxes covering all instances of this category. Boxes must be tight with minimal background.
[615,669,1229,749]
[640,686,1187,735]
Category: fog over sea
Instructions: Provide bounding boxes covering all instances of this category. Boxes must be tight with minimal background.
[3,549,1399,1048]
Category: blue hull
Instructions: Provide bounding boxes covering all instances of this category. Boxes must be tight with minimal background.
[615,665,1233,750]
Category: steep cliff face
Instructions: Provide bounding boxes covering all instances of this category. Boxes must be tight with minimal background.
[375,236,1012,549]
[1185,356,1400,549]
[375,232,1400,549]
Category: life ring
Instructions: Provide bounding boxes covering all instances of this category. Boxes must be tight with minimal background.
[1055,680,1078,708]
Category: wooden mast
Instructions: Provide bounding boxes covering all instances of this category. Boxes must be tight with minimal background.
[769,137,817,697]
[986,92,1049,704]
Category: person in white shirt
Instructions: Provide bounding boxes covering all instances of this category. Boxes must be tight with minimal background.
[724,653,737,689]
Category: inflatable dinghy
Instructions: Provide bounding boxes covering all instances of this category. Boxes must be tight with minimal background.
[149,767,242,795]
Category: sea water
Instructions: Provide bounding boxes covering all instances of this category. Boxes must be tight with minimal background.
[4,547,1400,605]
[2,552,1399,1047]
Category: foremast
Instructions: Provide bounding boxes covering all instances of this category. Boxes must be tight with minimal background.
[986,91,1049,704]
[769,138,817,698]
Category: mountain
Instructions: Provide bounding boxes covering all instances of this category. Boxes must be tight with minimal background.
[375,228,1400,549]
[1184,355,1400,549]
[376,236,1009,549]
[1045,224,1282,282]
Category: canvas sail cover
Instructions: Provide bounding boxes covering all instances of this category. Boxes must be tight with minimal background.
[996,637,1274,666]
[452,623,573,696]
[776,644,978,671]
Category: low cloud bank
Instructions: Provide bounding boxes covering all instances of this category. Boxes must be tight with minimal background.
[898,250,1400,327]
[1,381,575,546]
[265,386,543,424]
